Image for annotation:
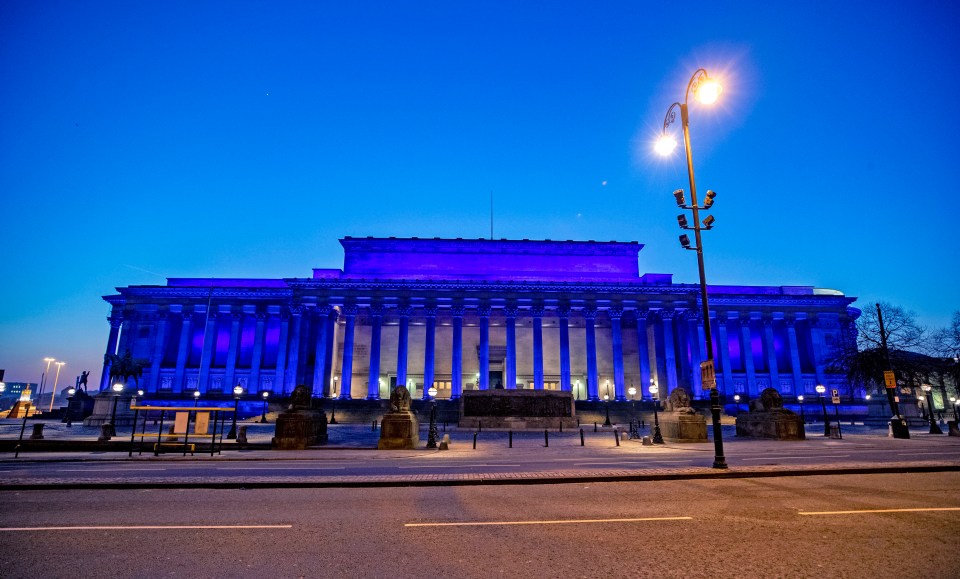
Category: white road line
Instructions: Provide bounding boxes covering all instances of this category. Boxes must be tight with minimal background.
[214,467,346,471]
[895,452,960,456]
[397,464,519,469]
[0,525,293,532]
[405,516,692,527]
[742,455,850,461]
[57,468,167,472]
[572,460,692,466]
[798,507,960,516]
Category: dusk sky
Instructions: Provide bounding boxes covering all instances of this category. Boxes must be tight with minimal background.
[1,1,958,385]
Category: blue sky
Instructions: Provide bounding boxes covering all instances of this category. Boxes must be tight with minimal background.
[1,1,958,384]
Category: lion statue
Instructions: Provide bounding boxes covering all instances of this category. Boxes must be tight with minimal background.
[389,385,412,413]
[289,384,312,410]
[749,387,794,414]
[664,387,697,414]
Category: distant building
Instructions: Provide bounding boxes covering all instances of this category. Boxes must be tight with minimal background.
[99,237,860,402]
[0,382,37,410]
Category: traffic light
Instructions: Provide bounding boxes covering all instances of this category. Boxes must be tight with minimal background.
[677,214,688,229]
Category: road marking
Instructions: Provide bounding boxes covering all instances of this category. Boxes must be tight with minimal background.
[799,507,960,516]
[573,460,693,466]
[57,468,167,472]
[405,516,692,528]
[0,525,293,532]
[397,464,519,469]
[742,455,850,461]
[895,452,960,456]
[214,467,346,471]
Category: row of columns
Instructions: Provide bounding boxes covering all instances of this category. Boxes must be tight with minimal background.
[103,303,834,400]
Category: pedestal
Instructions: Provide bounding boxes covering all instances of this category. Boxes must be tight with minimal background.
[735,411,806,440]
[659,412,708,443]
[271,409,328,450]
[82,393,136,427]
[378,411,419,449]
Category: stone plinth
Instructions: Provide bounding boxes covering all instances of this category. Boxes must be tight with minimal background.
[378,411,419,449]
[736,412,806,440]
[82,392,137,427]
[459,389,576,430]
[660,412,708,443]
[271,409,328,450]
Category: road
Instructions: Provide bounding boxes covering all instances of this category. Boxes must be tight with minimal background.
[0,472,957,578]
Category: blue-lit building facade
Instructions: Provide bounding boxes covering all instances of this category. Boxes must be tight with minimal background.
[99,237,860,404]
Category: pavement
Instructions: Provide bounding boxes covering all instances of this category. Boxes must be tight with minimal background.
[2,417,959,489]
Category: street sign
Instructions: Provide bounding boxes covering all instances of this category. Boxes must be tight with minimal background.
[883,370,897,389]
[700,360,716,390]
[831,388,840,404]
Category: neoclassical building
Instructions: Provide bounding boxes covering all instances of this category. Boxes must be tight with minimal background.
[100,237,860,403]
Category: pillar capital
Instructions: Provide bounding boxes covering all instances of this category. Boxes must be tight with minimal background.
[476,305,492,318]
[530,304,545,318]
[423,305,438,318]
[557,306,571,319]
[341,304,359,317]
[397,305,413,318]
[658,309,676,321]
[634,309,650,322]
[582,307,597,320]
[288,303,304,317]
[503,305,518,319]
[607,307,623,320]
[450,304,465,318]
[108,316,124,328]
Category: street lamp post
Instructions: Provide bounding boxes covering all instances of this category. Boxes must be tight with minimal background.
[65,386,76,427]
[649,379,664,444]
[656,68,726,469]
[426,386,439,448]
[797,395,805,423]
[816,384,829,436]
[106,382,124,438]
[49,361,65,412]
[228,384,243,439]
[260,391,270,423]
[922,384,943,435]
[38,357,55,404]
[193,390,201,406]
[951,397,959,422]
[603,393,612,427]
[734,394,742,415]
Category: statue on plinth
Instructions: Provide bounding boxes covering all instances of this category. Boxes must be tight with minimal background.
[271,385,328,450]
[378,385,419,449]
[736,387,805,440]
[659,386,708,443]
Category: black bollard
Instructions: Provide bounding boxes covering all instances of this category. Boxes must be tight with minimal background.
[372,420,376,431]
[544,429,549,447]
[594,422,598,432]
[559,420,563,433]
[478,421,482,433]
[509,430,513,448]
[614,428,620,447]
[641,419,645,429]
[443,421,446,432]
[580,428,585,446]
[473,432,478,449]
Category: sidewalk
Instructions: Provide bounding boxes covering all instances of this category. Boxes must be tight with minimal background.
[2,419,959,489]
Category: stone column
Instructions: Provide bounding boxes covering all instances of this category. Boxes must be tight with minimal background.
[338,305,358,399]
[558,307,571,392]
[224,312,242,391]
[249,312,266,393]
[584,307,599,401]
[322,309,339,395]
[367,305,383,400]
[609,307,626,401]
[809,316,829,386]
[451,305,464,398]
[422,306,437,399]
[504,305,518,389]
[285,304,303,392]
[148,312,169,392]
[740,314,757,396]
[531,305,544,390]
[311,306,331,397]
[660,310,679,395]
[396,305,411,389]
[686,312,703,393]
[716,312,733,396]
[197,310,217,393]
[274,311,290,395]
[478,305,491,390]
[635,310,652,399]
[173,312,192,394]
[101,315,124,389]
[786,317,804,394]
[763,317,780,392]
